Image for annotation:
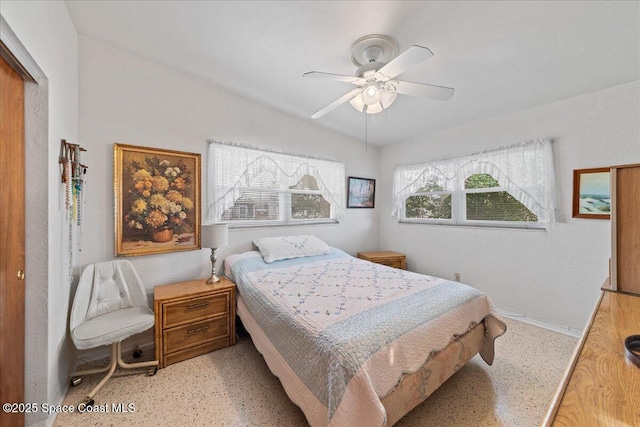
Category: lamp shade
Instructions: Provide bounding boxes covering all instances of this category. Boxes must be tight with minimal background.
[201,224,228,249]
[349,89,398,115]
[361,82,381,106]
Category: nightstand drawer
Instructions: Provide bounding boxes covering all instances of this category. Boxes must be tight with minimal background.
[163,315,229,354]
[164,337,230,367]
[376,257,403,269]
[163,292,229,328]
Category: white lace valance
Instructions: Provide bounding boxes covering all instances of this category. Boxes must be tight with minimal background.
[207,141,345,222]
[392,139,559,224]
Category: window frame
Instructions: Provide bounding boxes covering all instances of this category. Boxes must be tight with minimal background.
[208,141,345,229]
[400,175,546,230]
[402,190,454,224]
[222,185,335,228]
[392,139,558,229]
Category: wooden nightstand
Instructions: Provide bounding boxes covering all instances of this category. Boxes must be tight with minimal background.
[357,251,407,270]
[154,277,236,369]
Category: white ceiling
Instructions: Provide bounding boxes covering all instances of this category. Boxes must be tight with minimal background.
[65,1,640,146]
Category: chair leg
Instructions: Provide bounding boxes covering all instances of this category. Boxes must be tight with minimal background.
[116,341,159,370]
[69,343,118,389]
[73,341,160,408]
[75,342,118,407]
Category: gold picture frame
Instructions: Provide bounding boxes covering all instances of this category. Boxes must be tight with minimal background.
[114,143,201,256]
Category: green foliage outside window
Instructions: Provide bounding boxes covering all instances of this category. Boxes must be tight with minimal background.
[464,173,500,189]
[404,174,537,222]
[289,175,330,219]
[465,174,537,221]
[405,180,451,219]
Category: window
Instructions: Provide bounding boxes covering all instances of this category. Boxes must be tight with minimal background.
[207,141,344,227]
[289,175,331,219]
[392,139,557,229]
[464,174,538,222]
[221,174,330,222]
[404,179,452,220]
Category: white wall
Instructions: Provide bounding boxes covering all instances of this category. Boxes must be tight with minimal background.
[1,1,78,426]
[379,81,640,331]
[77,36,379,301]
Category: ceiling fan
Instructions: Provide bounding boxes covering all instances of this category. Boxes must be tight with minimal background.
[303,35,455,119]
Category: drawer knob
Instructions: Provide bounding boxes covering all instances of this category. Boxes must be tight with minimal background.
[186,301,210,310]
[187,325,211,335]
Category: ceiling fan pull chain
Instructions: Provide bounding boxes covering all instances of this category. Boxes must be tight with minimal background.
[364,113,368,157]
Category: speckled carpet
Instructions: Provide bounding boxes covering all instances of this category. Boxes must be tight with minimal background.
[55,318,577,426]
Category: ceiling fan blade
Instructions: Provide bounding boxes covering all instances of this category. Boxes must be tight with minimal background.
[393,80,455,101]
[376,45,434,80]
[303,71,365,86]
[311,88,362,119]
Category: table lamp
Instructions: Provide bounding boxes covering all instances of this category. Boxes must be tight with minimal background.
[201,223,228,284]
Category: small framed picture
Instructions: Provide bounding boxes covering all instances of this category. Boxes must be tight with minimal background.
[347,176,375,208]
[572,167,610,219]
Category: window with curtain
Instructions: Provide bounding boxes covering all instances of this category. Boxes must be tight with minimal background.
[392,139,558,229]
[207,141,345,227]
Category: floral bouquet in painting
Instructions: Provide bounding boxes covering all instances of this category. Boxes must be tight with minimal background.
[124,157,195,242]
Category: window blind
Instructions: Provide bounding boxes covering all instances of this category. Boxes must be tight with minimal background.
[207,141,345,225]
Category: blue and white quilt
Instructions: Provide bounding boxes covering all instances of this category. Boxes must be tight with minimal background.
[225,248,506,427]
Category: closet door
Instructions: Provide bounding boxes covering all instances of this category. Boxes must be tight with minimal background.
[0,53,26,427]
[611,164,640,294]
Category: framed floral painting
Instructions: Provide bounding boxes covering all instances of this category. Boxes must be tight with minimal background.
[114,144,201,256]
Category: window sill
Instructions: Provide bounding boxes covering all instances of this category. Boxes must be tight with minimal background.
[228,219,339,230]
[398,220,547,231]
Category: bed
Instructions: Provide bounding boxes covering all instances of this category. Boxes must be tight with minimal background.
[224,238,506,427]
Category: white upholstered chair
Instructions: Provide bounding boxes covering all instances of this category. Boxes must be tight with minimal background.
[69,260,158,408]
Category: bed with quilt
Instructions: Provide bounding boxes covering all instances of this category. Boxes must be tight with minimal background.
[224,235,506,427]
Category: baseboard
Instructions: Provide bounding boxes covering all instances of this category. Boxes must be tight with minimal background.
[497,308,582,339]
[45,397,63,427]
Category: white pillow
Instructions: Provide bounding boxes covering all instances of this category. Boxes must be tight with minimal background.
[253,235,331,263]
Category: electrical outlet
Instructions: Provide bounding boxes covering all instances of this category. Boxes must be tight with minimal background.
[454,273,460,282]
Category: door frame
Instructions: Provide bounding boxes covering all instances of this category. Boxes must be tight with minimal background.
[1,13,50,427]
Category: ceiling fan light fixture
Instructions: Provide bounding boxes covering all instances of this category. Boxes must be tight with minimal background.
[349,94,365,112]
[362,82,381,105]
[350,87,396,114]
[365,102,383,115]
[380,91,398,109]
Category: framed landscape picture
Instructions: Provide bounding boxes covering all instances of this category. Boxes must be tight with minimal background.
[347,176,375,208]
[572,167,610,219]
[114,144,201,256]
